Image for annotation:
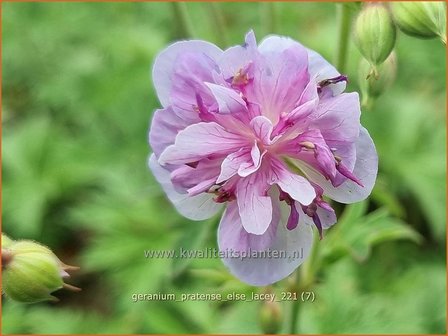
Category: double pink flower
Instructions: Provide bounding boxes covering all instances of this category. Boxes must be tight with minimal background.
[149,31,377,286]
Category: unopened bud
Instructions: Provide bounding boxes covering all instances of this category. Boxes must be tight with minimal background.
[359,51,397,106]
[354,4,396,66]
[2,239,80,303]
[391,2,446,43]
[2,233,14,248]
[259,297,282,334]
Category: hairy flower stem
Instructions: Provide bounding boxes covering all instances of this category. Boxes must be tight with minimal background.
[334,3,353,73]
[170,2,195,39]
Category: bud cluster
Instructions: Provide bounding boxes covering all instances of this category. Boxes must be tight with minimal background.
[353,2,446,105]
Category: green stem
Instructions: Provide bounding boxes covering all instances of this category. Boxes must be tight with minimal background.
[334,3,352,73]
[288,234,320,333]
[170,2,195,39]
[261,2,278,34]
[207,2,228,47]
[288,286,301,334]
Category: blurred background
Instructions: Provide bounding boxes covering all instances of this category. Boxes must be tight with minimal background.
[1,2,446,334]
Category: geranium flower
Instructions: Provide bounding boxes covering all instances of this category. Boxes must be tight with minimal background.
[148,31,378,286]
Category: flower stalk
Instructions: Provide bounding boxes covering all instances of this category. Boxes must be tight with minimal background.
[170,2,195,39]
[334,3,353,73]
[207,3,228,47]
[288,233,320,333]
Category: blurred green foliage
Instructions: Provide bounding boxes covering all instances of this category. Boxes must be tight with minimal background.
[2,2,446,334]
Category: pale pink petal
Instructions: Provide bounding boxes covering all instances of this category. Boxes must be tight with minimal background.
[307,48,346,96]
[169,52,219,121]
[217,148,250,184]
[152,41,222,107]
[148,154,222,220]
[246,43,309,124]
[258,35,346,96]
[299,127,378,203]
[281,129,338,183]
[149,107,190,158]
[250,116,274,144]
[171,158,222,193]
[219,198,314,286]
[270,159,316,205]
[205,83,248,114]
[236,172,273,235]
[310,92,361,144]
[238,142,264,177]
[299,203,337,230]
[159,122,248,165]
[217,30,258,82]
[218,201,278,253]
[217,143,264,183]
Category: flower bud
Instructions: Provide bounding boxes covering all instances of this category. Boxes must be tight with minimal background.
[2,240,80,303]
[391,2,446,43]
[354,3,396,66]
[259,299,282,334]
[2,233,14,248]
[359,51,397,106]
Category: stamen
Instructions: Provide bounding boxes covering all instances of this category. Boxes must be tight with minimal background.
[207,185,221,193]
[312,214,323,240]
[279,190,299,230]
[301,203,323,239]
[232,70,249,86]
[186,162,199,168]
[317,75,348,93]
[213,187,236,203]
[299,141,316,150]
[286,201,299,230]
[319,75,348,87]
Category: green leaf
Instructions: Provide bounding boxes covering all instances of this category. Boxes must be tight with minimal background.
[323,204,421,263]
[347,209,422,261]
[171,217,217,279]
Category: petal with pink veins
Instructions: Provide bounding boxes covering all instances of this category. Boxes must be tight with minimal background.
[250,116,274,145]
[246,44,309,124]
[159,122,248,165]
[171,158,222,192]
[270,159,316,206]
[310,92,361,144]
[148,154,223,220]
[219,198,313,286]
[307,48,346,96]
[152,41,222,107]
[236,172,273,235]
[238,142,265,177]
[217,30,258,83]
[217,148,250,184]
[149,107,191,158]
[258,35,346,96]
[218,201,278,253]
[205,83,248,114]
[299,127,378,203]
